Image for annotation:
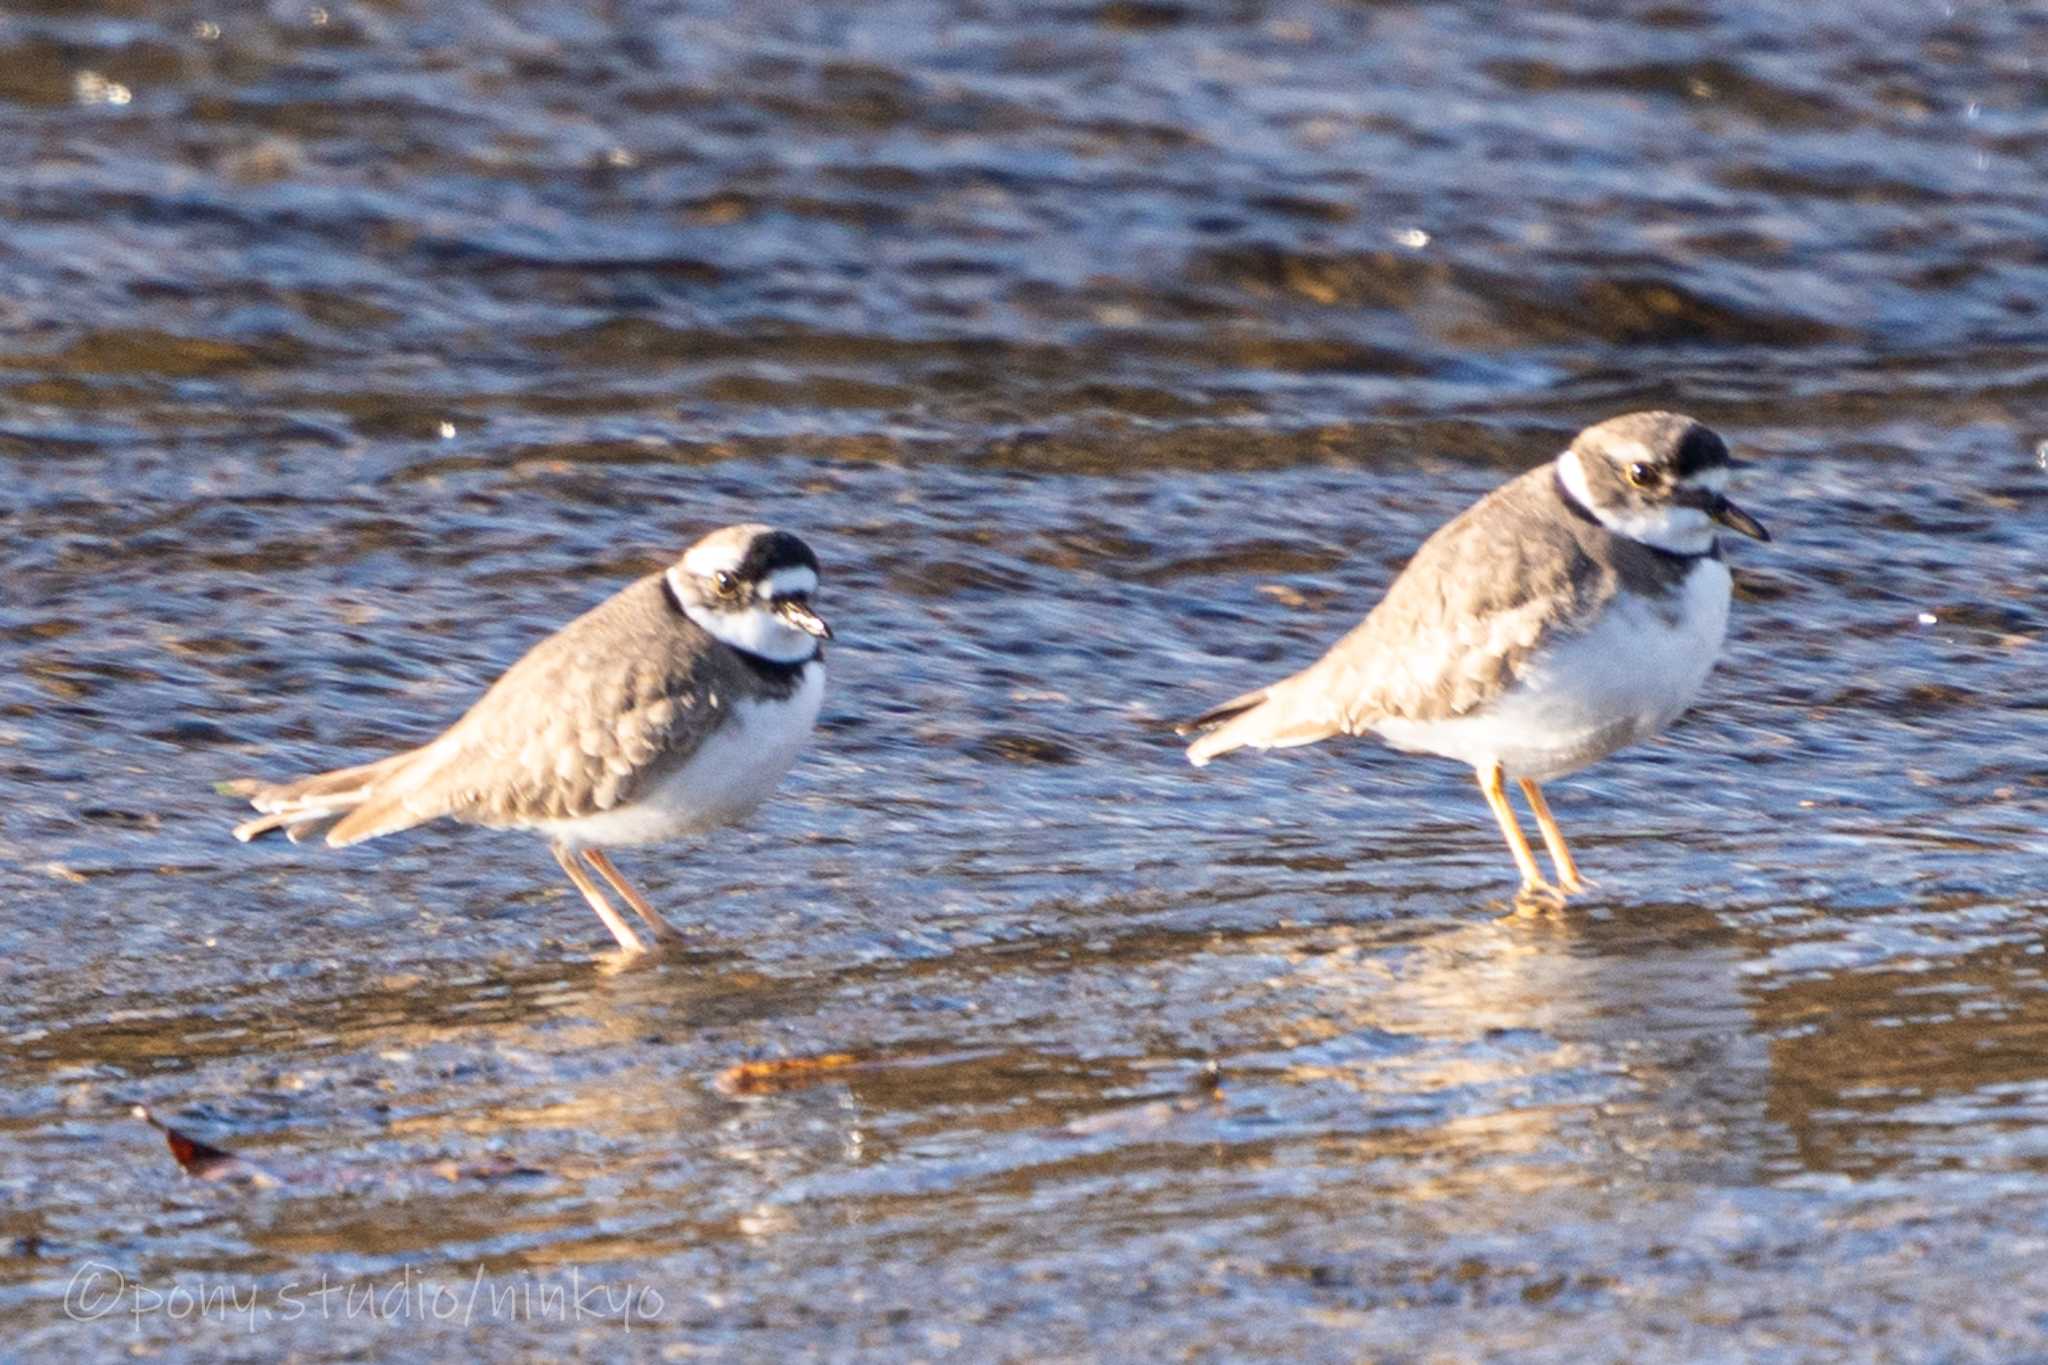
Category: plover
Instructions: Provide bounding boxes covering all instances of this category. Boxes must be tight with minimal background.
[229,524,832,954]
[1179,412,1768,899]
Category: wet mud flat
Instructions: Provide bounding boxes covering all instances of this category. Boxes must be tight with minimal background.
[3,0,2048,1359]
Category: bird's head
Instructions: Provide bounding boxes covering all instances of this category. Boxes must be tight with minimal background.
[1558,411,1769,555]
[667,524,831,663]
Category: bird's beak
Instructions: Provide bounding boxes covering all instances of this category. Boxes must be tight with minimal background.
[775,597,833,639]
[1709,493,1770,542]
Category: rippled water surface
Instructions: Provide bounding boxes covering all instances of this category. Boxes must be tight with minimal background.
[3,0,2047,1358]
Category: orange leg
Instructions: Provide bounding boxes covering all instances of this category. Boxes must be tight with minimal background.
[583,849,683,942]
[1476,762,1553,897]
[1518,779,1587,894]
[551,844,649,954]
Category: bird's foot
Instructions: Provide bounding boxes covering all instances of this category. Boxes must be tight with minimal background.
[600,925,652,956]
[1507,879,1569,917]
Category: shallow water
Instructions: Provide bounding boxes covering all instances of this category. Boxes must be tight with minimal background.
[2,0,2047,1359]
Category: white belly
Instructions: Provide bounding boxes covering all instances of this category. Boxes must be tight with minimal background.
[536,662,824,847]
[1374,561,1730,781]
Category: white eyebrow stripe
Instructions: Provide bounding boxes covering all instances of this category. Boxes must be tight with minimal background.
[760,565,818,599]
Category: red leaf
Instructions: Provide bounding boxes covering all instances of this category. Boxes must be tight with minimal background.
[131,1106,279,1188]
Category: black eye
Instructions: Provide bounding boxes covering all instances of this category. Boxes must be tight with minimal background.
[1626,462,1655,488]
[712,570,738,596]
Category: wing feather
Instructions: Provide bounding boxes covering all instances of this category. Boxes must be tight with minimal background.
[398,577,736,830]
[1309,466,1614,730]
[235,575,741,847]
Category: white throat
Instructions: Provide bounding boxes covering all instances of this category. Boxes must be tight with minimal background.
[1557,449,1720,556]
[667,566,820,664]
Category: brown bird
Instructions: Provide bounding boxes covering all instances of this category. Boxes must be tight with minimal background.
[1179,412,1769,899]
[230,524,831,953]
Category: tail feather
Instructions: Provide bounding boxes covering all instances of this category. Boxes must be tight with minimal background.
[1178,677,1340,767]
[322,782,447,847]
[228,747,434,846]
[230,808,349,844]
[1176,685,1270,737]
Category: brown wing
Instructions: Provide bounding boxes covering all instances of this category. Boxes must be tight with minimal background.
[1294,464,1624,730]
[319,575,740,844]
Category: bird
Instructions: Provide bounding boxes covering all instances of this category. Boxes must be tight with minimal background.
[1178,411,1769,901]
[228,523,832,955]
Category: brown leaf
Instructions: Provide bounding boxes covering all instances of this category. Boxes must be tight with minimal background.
[714,1052,866,1096]
[430,1156,549,1183]
[132,1106,279,1188]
